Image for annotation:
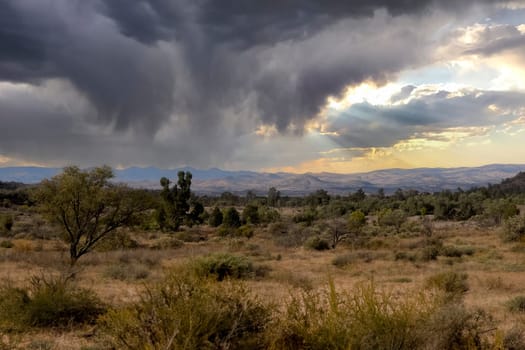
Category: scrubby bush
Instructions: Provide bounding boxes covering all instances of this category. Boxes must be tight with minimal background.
[95,230,139,251]
[272,224,318,248]
[192,253,258,281]
[208,207,223,227]
[0,214,13,234]
[238,224,255,238]
[269,281,436,350]
[506,296,525,313]
[503,326,525,349]
[377,208,407,233]
[0,275,104,330]
[150,236,184,250]
[0,240,13,249]
[174,228,206,242]
[258,206,280,224]
[420,304,493,349]
[269,280,495,350]
[425,271,469,300]
[303,236,330,251]
[502,215,525,242]
[242,204,260,224]
[440,245,475,258]
[293,209,317,226]
[100,270,270,349]
[223,207,241,228]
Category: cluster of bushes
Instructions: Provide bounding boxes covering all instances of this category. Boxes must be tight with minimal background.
[0,275,105,330]
[100,270,270,349]
[0,263,523,349]
[99,269,520,349]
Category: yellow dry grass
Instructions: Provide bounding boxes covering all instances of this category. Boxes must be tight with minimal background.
[2,217,525,348]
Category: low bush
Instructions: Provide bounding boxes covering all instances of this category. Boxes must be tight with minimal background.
[502,215,525,242]
[425,271,469,300]
[440,245,475,258]
[0,214,13,234]
[0,275,105,330]
[100,270,270,349]
[0,240,13,249]
[174,229,206,242]
[192,253,261,281]
[269,280,495,350]
[502,326,525,349]
[506,296,525,313]
[150,236,184,250]
[304,236,330,251]
[96,230,139,251]
[420,303,493,349]
[269,280,437,350]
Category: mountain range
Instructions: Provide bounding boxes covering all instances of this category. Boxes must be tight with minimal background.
[0,164,524,195]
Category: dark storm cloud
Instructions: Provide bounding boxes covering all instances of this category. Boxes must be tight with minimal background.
[325,87,525,148]
[0,0,512,167]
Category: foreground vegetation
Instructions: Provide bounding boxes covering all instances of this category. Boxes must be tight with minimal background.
[1,167,525,348]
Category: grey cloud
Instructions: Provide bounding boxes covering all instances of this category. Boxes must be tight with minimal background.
[325,88,525,148]
[0,0,513,168]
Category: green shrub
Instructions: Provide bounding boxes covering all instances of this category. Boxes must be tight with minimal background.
[95,230,139,251]
[425,271,469,299]
[507,296,525,313]
[193,253,258,281]
[100,270,270,349]
[502,215,525,242]
[304,236,330,251]
[440,245,475,258]
[223,207,241,228]
[0,275,105,330]
[420,304,493,349]
[208,207,223,227]
[0,215,13,234]
[150,236,184,250]
[238,224,255,238]
[174,229,205,242]
[420,245,440,261]
[292,209,317,226]
[0,240,13,249]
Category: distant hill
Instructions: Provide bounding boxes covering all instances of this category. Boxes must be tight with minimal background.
[0,164,524,195]
[487,171,525,195]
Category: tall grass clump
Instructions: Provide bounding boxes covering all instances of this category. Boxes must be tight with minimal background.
[269,278,495,350]
[269,280,438,350]
[100,269,270,350]
[0,275,105,330]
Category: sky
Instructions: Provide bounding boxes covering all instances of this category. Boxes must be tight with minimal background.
[0,0,525,173]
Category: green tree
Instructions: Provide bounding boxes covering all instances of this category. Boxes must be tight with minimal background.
[209,207,223,227]
[158,171,196,231]
[267,187,280,207]
[37,166,144,266]
[223,207,241,228]
[378,208,407,233]
[348,210,367,233]
[242,204,260,224]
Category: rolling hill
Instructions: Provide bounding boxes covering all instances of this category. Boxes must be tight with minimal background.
[1,164,524,195]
